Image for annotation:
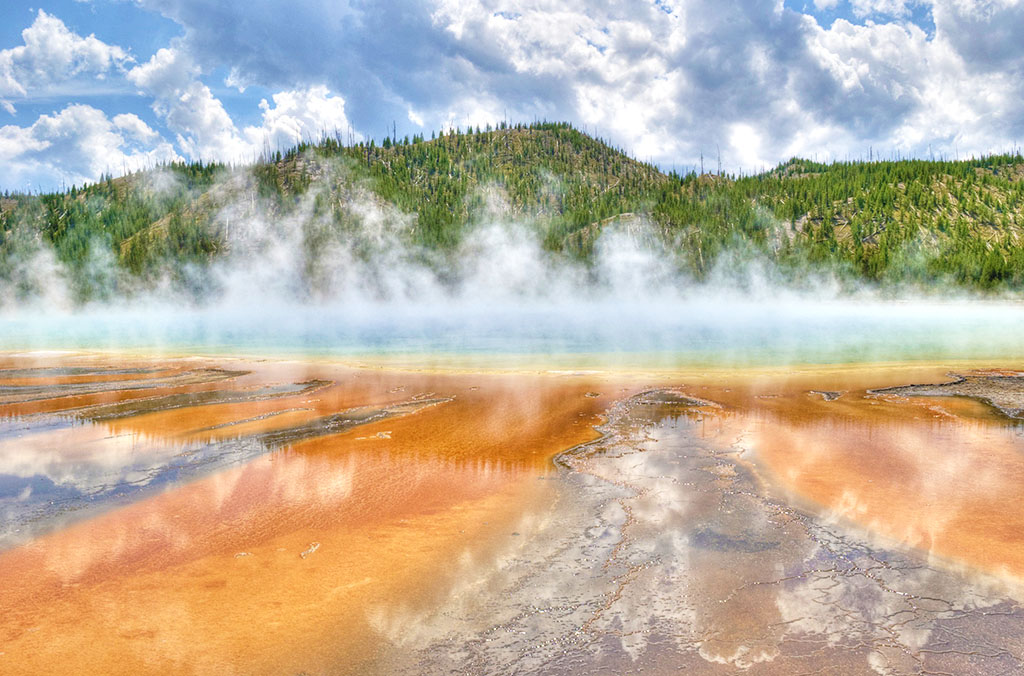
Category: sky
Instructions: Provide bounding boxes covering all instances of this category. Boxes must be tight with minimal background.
[1,0,1023,192]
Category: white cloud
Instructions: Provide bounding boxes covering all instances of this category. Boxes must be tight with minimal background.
[129,46,358,162]
[729,123,771,171]
[244,85,360,152]
[849,0,913,16]
[127,47,247,161]
[2,0,1024,183]
[125,0,826,168]
[113,113,161,143]
[0,10,129,112]
[803,10,1024,160]
[126,46,196,96]
[0,104,180,189]
[428,0,692,160]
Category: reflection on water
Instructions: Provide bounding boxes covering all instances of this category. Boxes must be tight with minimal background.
[0,354,615,675]
[0,364,445,548]
[5,356,1024,675]
[380,383,1024,675]
[737,369,1024,580]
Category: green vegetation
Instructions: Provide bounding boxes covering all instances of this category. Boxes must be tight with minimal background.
[2,120,1024,302]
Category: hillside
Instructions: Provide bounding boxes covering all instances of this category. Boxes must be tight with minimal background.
[2,121,1024,303]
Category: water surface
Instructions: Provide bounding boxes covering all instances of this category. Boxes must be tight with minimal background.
[3,353,1024,674]
[4,298,1024,366]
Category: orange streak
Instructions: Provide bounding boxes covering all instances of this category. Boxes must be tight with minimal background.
[703,365,1024,581]
[0,356,624,675]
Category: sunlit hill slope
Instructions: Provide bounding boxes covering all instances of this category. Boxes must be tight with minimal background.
[2,121,1023,303]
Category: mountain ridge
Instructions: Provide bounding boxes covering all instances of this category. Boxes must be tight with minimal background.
[2,121,1023,303]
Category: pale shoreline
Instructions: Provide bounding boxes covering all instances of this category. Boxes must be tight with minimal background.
[4,345,1024,378]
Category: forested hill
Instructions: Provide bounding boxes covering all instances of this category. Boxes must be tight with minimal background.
[2,120,1024,303]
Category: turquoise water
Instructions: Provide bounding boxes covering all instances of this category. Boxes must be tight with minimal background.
[3,298,1024,366]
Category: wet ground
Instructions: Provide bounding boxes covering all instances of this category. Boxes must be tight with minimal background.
[383,385,1024,675]
[0,354,619,675]
[2,355,1024,674]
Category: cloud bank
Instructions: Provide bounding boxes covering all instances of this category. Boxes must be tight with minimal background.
[2,1,1024,189]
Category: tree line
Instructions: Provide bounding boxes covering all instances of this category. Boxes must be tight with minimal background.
[2,120,1023,302]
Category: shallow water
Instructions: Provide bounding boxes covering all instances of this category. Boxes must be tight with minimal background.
[5,298,1024,366]
[0,355,618,674]
[386,387,1024,674]
[2,354,1024,674]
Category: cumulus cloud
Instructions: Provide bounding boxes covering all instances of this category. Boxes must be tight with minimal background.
[0,6,362,188]
[804,5,1024,158]
[244,85,360,153]
[127,46,248,161]
[128,0,1024,171]
[0,9,363,183]
[933,0,1024,71]
[4,1,1024,186]
[0,104,180,190]
[135,0,565,135]
[0,10,130,113]
[127,46,358,162]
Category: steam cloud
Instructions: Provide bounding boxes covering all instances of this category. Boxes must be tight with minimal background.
[2,158,1024,367]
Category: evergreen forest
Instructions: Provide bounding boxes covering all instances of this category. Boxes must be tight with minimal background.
[3,121,1023,304]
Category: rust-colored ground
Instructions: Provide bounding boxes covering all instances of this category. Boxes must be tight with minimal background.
[4,356,1024,675]
[664,363,1024,582]
[0,355,628,675]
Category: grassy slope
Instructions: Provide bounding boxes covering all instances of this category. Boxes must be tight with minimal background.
[2,121,1024,302]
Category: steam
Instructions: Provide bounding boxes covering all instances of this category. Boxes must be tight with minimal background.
[2,157,1024,367]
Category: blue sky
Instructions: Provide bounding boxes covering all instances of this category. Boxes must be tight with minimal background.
[786,0,936,34]
[2,0,1024,191]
